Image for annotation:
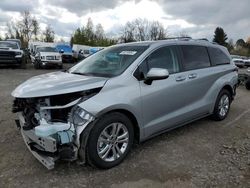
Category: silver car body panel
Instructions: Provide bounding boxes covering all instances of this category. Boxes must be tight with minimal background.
[11,71,108,98]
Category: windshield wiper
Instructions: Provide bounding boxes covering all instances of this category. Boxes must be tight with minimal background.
[71,72,86,75]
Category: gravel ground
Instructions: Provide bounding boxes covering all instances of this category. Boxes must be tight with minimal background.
[0,65,249,188]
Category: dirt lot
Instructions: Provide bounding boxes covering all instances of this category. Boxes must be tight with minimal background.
[0,65,249,188]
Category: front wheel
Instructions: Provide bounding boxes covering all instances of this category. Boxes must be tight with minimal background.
[86,112,134,169]
[34,61,40,69]
[212,89,231,121]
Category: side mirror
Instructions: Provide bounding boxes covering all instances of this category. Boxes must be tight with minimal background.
[144,68,169,85]
[59,49,64,54]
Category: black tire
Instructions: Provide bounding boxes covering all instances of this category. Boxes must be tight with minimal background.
[212,89,232,121]
[20,59,27,69]
[58,65,63,69]
[34,61,40,69]
[245,79,250,90]
[86,112,134,169]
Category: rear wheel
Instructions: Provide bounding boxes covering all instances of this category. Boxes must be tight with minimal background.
[86,112,134,169]
[212,89,231,121]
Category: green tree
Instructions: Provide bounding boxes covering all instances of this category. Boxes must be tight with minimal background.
[84,18,95,45]
[213,27,228,46]
[236,39,245,48]
[70,36,74,47]
[71,19,115,47]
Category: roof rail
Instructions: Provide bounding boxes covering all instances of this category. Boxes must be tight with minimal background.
[165,37,192,40]
[197,38,209,41]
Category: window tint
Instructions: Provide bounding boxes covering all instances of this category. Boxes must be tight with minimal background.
[208,47,230,65]
[181,45,210,71]
[146,46,180,74]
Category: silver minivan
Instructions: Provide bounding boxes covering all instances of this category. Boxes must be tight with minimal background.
[12,39,238,169]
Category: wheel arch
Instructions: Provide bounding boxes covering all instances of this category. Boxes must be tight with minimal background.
[221,84,234,100]
[97,109,141,144]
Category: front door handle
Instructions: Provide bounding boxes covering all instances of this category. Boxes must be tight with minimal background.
[175,76,186,82]
[188,73,197,79]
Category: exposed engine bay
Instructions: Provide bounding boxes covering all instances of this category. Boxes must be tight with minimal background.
[12,88,101,169]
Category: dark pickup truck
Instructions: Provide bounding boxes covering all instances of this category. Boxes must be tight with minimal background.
[0,41,23,67]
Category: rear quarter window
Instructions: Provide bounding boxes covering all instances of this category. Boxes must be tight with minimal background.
[181,45,211,71]
[208,47,230,65]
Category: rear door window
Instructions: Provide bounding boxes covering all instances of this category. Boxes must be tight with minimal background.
[208,47,230,65]
[181,45,211,71]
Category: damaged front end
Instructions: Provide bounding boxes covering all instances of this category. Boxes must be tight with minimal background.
[12,88,100,169]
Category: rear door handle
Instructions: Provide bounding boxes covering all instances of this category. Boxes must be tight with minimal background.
[188,73,197,79]
[175,76,186,82]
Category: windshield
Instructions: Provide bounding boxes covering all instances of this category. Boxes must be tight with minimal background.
[0,42,18,49]
[69,45,148,77]
[37,47,57,52]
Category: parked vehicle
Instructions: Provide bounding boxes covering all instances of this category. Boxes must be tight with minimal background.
[241,68,250,90]
[243,58,250,67]
[232,58,245,68]
[55,44,74,63]
[29,42,55,63]
[72,44,91,61]
[89,47,105,55]
[0,41,23,67]
[33,46,62,69]
[12,39,238,169]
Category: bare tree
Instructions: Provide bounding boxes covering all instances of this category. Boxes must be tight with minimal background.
[120,19,168,42]
[18,11,39,44]
[43,25,55,42]
[6,21,25,47]
[95,23,105,40]
[134,18,150,41]
[85,18,94,44]
[177,31,190,38]
[32,19,40,40]
[120,21,136,43]
[149,21,167,40]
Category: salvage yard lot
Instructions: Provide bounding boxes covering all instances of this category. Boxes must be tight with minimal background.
[0,65,249,188]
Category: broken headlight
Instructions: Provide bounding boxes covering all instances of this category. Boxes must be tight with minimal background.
[72,106,94,126]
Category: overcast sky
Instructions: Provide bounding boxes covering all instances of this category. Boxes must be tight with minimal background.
[0,0,249,42]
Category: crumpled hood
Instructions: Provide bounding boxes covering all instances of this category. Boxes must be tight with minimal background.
[12,71,108,98]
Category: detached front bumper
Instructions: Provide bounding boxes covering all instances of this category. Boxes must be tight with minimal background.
[16,113,58,169]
